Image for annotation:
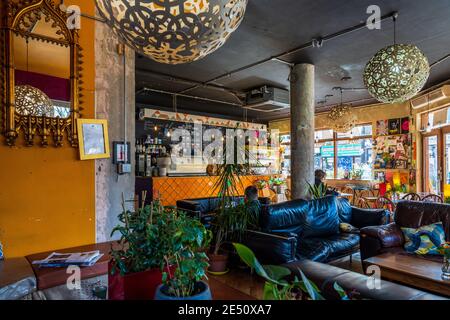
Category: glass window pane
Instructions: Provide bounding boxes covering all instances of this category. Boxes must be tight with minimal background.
[425,135,439,193]
[314,141,334,178]
[315,129,333,140]
[337,124,373,138]
[336,138,373,180]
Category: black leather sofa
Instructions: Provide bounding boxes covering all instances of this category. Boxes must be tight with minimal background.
[177,196,271,227]
[243,195,389,264]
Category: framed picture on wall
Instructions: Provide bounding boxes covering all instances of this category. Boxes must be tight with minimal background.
[388,118,401,135]
[401,117,410,134]
[376,120,389,136]
[77,119,110,160]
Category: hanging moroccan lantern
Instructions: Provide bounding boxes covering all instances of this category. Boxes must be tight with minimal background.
[364,44,430,104]
[95,0,248,64]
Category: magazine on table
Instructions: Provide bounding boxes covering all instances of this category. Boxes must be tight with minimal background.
[32,250,103,267]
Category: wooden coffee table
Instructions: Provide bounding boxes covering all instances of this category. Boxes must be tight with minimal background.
[364,253,450,297]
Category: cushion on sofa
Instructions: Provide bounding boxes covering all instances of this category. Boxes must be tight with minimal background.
[300,196,340,239]
[401,222,446,255]
[297,233,359,262]
[336,197,353,223]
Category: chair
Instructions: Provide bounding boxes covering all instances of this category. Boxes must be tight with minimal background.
[356,198,371,209]
[421,194,444,203]
[401,193,421,201]
[375,196,396,222]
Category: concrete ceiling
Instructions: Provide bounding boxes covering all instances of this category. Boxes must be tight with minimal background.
[135,0,450,123]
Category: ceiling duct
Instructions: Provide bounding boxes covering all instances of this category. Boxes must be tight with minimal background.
[411,85,450,109]
[244,86,290,112]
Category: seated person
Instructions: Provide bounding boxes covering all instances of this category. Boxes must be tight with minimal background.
[314,169,339,196]
[245,186,262,229]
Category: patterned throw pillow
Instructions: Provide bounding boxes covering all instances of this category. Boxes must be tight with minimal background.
[401,222,446,255]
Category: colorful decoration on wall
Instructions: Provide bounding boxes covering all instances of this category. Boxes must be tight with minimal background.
[374,134,411,169]
[401,117,410,134]
[376,120,389,136]
[139,108,267,131]
[388,118,401,135]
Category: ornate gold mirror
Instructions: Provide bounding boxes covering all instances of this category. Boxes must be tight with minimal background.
[1,0,83,147]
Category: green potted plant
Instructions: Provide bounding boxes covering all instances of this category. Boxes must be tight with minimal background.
[269,177,286,194]
[108,197,181,300]
[154,211,212,300]
[307,181,328,200]
[233,243,353,300]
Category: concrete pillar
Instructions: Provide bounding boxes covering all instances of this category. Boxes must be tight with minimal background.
[95,20,136,242]
[290,64,315,199]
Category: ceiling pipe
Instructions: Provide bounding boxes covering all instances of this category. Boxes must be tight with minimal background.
[137,87,244,107]
[135,68,244,104]
[178,12,400,95]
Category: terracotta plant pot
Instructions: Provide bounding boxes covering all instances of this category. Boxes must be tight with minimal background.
[207,253,229,273]
[108,262,175,300]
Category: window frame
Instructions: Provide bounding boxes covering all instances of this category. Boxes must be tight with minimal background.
[315,123,373,179]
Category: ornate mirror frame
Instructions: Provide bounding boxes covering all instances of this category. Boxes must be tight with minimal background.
[0,0,83,147]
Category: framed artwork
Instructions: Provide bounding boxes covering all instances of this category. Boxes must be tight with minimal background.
[400,117,410,134]
[376,120,388,136]
[77,119,110,160]
[388,118,401,135]
[113,141,131,164]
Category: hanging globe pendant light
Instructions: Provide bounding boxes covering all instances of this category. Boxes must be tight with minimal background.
[95,0,248,65]
[363,14,430,104]
[364,44,429,104]
[328,88,357,133]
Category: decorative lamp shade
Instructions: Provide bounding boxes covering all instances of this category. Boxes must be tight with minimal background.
[95,0,248,64]
[364,44,430,104]
[327,104,357,133]
[14,85,54,117]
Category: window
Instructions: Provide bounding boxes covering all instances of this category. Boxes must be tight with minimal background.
[314,125,373,180]
[314,140,335,178]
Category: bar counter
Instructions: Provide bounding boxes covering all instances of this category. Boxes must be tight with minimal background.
[136,175,277,207]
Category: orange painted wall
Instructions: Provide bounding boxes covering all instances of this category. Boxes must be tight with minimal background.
[0,0,96,257]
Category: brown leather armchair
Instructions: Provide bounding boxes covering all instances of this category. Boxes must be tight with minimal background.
[360,200,450,263]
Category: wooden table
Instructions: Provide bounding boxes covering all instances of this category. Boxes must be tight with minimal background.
[364,253,450,297]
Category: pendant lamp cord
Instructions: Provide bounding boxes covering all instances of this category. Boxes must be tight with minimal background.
[393,13,398,45]
[26,38,29,72]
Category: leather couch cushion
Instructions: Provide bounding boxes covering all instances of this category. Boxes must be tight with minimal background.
[284,259,447,300]
[395,201,450,240]
[297,233,359,262]
[261,198,308,234]
[261,196,340,238]
[336,197,352,223]
[301,196,340,239]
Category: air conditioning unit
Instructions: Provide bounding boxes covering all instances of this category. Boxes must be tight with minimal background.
[244,86,290,112]
[410,85,450,109]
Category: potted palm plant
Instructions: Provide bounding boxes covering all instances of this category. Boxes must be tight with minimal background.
[207,134,258,274]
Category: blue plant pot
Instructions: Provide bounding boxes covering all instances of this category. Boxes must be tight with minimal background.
[154,281,212,300]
